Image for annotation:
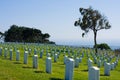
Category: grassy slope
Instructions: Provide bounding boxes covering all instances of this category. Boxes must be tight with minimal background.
[0,44,120,80]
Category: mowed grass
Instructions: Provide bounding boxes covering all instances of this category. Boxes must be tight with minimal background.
[0,43,120,80]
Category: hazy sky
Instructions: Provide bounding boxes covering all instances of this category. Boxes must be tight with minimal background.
[0,0,120,46]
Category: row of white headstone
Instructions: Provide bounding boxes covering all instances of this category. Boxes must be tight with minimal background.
[65,58,101,80]
[88,58,119,77]
[0,47,119,80]
[0,48,53,73]
[0,48,20,61]
[87,59,100,80]
[0,48,95,80]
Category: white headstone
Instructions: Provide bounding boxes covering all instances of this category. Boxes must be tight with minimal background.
[103,59,107,66]
[0,47,2,56]
[88,58,93,70]
[114,61,117,68]
[28,48,32,55]
[33,55,38,69]
[111,63,114,70]
[89,66,99,80]
[116,60,118,65]
[14,47,17,52]
[79,57,82,63]
[9,49,13,60]
[51,51,54,57]
[54,54,57,62]
[75,57,79,68]
[93,57,97,64]
[46,57,52,73]
[64,56,68,64]
[68,50,70,56]
[104,63,111,76]
[40,51,43,58]
[57,52,60,58]
[107,58,111,63]
[16,50,20,61]
[34,49,37,55]
[82,53,84,57]
[65,58,74,80]
[97,60,101,68]
[24,51,28,64]
[47,53,50,57]
[4,48,8,58]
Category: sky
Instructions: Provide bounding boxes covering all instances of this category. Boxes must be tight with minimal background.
[0,0,120,46]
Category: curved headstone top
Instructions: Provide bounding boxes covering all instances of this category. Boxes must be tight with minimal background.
[25,51,28,53]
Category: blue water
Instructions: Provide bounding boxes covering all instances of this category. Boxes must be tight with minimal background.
[81,45,120,50]
[110,46,120,50]
[58,44,120,50]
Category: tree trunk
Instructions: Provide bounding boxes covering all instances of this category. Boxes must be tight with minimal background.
[94,31,97,55]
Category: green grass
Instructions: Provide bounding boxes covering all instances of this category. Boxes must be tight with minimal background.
[0,43,120,80]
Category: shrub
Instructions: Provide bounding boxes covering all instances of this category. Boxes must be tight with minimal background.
[94,43,111,50]
[114,49,120,56]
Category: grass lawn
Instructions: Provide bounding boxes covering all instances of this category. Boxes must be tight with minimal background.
[0,43,120,80]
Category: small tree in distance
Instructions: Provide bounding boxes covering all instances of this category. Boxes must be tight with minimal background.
[0,31,4,41]
[74,7,111,54]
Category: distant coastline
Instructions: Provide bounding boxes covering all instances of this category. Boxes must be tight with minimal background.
[57,44,120,50]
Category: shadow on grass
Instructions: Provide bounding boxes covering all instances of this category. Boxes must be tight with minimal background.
[22,65,32,69]
[49,78,63,80]
[3,58,10,60]
[34,70,45,73]
[100,74,110,76]
[117,70,120,72]
[29,55,33,57]
[58,63,64,65]
[83,64,87,66]
[13,61,22,64]
[81,69,88,72]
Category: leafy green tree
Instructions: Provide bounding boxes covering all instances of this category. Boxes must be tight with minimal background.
[0,31,4,41]
[42,33,50,42]
[3,24,55,44]
[74,7,111,54]
[43,33,50,39]
[4,25,19,42]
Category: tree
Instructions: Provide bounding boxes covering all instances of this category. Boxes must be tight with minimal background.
[4,25,23,42]
[74,7,111,54]
[3,24,55,44]
[0,31,4,41]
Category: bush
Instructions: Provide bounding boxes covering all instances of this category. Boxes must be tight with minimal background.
[114,49,120,56]
[94,43,111,50]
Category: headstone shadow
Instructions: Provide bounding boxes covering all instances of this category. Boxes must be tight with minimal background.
[81,69,88,72]
[13,61,22,64]
[49,78,63,80]
[100,74,109,76]
[34,70,45,73]
[22,65,32,69]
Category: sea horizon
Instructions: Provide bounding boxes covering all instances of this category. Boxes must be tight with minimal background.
[57,43,120,50]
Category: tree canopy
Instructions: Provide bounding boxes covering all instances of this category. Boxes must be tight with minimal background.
[74,7,111,54]
[3,25,55,44]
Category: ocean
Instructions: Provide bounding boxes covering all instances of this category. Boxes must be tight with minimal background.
[59,44,120,50]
